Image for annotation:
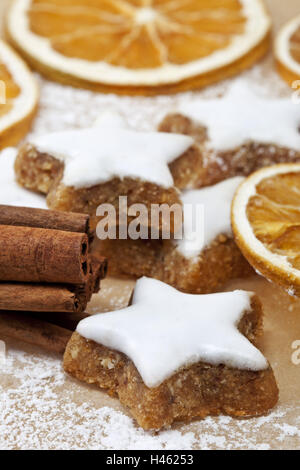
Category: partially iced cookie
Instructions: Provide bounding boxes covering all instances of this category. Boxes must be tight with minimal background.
[64,278,278,430]
[0,147,47,209]
[96,177,253,293]
[160,82,300,188]
[14,111,198,231]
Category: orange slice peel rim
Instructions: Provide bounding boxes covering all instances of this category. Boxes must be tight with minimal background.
[232,164,300,297]
[0,38,38,149]
[275,14,300,85]
[6,0,271,94]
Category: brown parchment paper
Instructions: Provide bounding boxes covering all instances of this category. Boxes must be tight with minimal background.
[0,0,300,450]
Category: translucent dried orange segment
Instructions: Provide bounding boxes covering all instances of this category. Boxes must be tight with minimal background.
[0,63,20,99]
[290,26,300,64]
[0,62,14,118]
[7,0,270,94]
[275,15,300,86]
[271,226,300,270]
[232,164,300,297]
[0,40,38,149]
[28,0,246,68]
[247,173,300,271]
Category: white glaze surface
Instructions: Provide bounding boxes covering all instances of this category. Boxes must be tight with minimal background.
[29,126,193,189]
[176,177,244,259]
[178,81,300,151]
[77,277,268,388]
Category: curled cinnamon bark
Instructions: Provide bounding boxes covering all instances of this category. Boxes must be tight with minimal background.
[0,207,107,314]
[0,205,94,243]
[0,225,89,284]
[0,283,89,313]
[90,255,108,293]
[0,312,71,354]
[0,256,107,313]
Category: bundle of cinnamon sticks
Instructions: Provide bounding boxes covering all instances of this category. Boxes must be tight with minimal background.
[0,205,107,353]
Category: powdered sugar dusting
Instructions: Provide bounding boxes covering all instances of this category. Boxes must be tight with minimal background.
[30,58,291,140]
[0,59,299,449]
[0,344,299,450]
[0,345,197,450]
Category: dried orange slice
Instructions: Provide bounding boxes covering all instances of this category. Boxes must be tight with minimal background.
[0,39,38,149]
[6,0,271,95]
[232,164,300,297]
[275,15,300,86]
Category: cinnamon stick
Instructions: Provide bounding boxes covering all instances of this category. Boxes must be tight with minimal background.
[0,225,89,284]
[0,256,106,313]
[0,312,72,354]
[0,205,94,243]
[79,256,107,302]
[0,283,90,313]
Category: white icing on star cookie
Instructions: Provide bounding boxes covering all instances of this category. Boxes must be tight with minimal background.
[0,148,47,209]
[176,177,244,259]
[29,121,194,189]
[178,81,300,152]
[77,277,268,388]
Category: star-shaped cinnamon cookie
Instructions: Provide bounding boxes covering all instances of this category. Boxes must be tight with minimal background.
[64,277,278,430]
[0,148,47,209]
[77,277,267,387]
[159,81,300,188]
[96,176,253,294]
[178,81,300,152]
[14,112,197,230]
